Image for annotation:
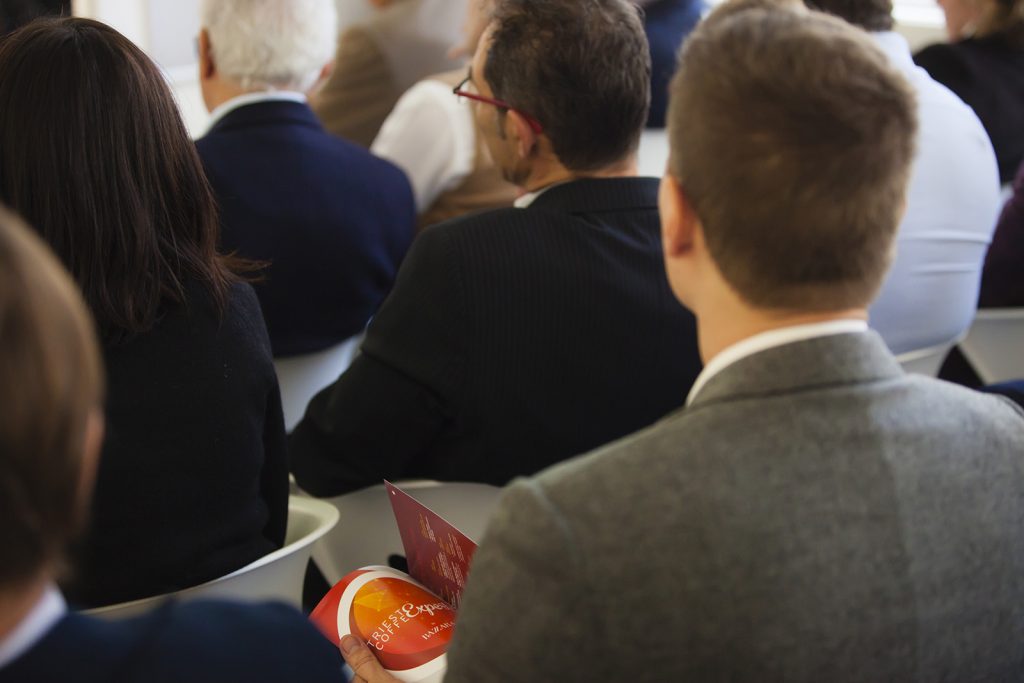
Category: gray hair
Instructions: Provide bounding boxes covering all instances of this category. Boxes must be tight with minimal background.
[201,0,338,91]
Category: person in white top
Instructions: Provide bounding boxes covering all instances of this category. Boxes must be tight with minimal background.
[313,0,468,148]
[371,0,487,213]
[807,0,1002,356]
[372,0,517,227]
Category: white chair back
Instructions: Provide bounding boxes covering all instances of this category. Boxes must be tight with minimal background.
[896,339,957,377]
[274,333,362,432]
[84,496,340,620]
[959,308,1024,385]
[308,481,503,585]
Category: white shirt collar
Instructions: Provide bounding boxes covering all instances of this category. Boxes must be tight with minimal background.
[686,319,869,406]
[206,91,307,130]
[513,181,571,208]
[0,584,66,670]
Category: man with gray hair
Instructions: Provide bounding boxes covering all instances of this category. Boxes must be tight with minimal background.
[196,0,415,361]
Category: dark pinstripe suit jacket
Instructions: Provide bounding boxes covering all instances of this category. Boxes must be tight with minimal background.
[290,177,702,495]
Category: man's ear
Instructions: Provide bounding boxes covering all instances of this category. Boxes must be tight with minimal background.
[505,110,539,159]
[659,173,699,258]
[198,29,215,81]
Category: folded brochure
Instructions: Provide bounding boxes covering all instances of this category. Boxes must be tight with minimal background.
[310,482,480,683]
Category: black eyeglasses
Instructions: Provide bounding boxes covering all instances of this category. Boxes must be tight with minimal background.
[453,75,544,135]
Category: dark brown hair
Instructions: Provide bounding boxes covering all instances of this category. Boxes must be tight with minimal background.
[668,4,917,311]
[804,0,894,32]
[0,18,238,341]
[0,204,104,586]
[484,0,651,171]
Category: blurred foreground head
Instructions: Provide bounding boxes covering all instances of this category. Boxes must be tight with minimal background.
[0,206,104,589]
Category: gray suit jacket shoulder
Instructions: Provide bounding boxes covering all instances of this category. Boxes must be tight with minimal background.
[446,332,1024,682]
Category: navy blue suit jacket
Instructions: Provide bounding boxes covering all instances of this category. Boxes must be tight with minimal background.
[0,600,343,683]
[197,100,415,357]
[644,0,704,128]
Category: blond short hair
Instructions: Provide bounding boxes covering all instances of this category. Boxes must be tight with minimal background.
[668,2,917,311]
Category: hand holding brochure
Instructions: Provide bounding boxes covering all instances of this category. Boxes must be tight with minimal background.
[310,482,480,682]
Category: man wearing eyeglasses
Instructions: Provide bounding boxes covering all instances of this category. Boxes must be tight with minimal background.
[289,0,702,499]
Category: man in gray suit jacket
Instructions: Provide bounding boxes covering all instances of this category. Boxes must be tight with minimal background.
[340,2,1024,681]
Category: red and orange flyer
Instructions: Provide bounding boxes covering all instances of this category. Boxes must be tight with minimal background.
[384,481,477,610]
[310,483,480,683]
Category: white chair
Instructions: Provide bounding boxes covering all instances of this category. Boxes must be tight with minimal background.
[274,333,362,432]
[307,481,503,585]
[958,308,1024,384]
[84,496,340,620]
[896,339,958,377]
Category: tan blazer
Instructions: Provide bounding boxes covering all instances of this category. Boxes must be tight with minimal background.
[313,0,467,147]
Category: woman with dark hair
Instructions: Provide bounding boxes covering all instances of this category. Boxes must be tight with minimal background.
[915,0,1024,183]
[0,18,289,607]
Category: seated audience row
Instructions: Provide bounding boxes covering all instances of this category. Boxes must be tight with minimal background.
[337,1,1022,679]
[2,2,1024,681]
[288,0,704,498]
[0,208,342,682]
[363,0,706,229]
[288,0,1008,489]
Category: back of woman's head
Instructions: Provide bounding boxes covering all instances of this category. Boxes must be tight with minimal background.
[0,17,235,341]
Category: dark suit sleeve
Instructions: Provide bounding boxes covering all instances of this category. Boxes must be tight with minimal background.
[149,601,345,683]
[289,227,466,496]
[444,480,598,682]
